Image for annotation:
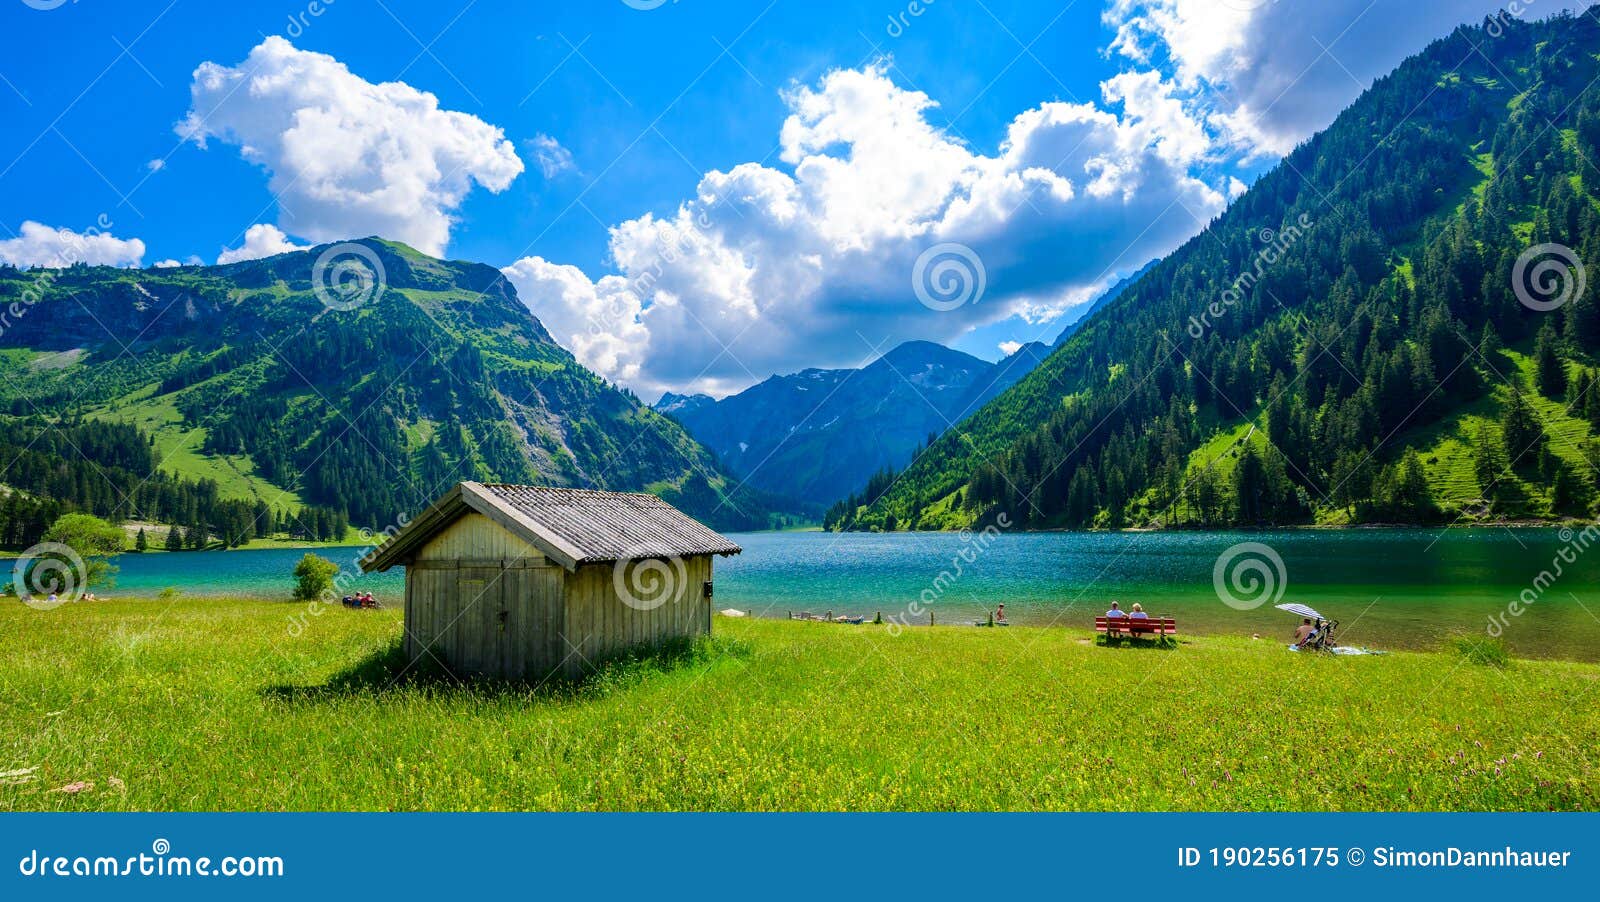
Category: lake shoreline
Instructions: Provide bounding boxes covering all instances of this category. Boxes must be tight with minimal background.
[823,519,1595,535]
[41,591,1600,666]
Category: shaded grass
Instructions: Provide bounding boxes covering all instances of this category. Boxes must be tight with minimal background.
[1,597,1596,812]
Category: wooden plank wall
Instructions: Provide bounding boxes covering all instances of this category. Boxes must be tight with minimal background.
[404,513,565,680]
[412,512,542,564]
[561,555,713,677]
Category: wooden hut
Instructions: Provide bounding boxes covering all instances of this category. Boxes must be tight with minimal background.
[361,482,741,680]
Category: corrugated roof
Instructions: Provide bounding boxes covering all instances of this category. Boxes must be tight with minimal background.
[477,483,742,563]
[359,482,741,573]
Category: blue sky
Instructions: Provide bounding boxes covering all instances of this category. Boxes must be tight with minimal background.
[0,0,1575,399]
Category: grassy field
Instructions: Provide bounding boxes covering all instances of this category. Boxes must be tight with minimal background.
[1,597,1597,812]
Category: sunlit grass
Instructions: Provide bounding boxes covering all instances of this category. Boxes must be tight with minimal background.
[1,598,1595,812]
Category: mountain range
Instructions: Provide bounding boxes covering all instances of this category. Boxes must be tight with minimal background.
[0,239,779,542]
[649,260,1167,509]
[654,339,1048,508]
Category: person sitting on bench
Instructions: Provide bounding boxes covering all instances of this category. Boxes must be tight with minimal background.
[1105,602,1127,636]
[1293,618,1315,647]
[1128,603,1148,619]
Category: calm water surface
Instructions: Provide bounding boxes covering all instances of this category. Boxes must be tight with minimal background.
[72,528,1600,661]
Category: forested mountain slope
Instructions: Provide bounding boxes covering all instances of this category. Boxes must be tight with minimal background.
[842,9,1600,531]
[0,239,778,544]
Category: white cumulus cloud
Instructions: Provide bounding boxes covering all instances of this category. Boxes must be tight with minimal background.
[178,36,524,257]
[501,255,647,386]
[1105,0,1584,158]
[217,223,309,264]
[0,221,145,269]
[506,62,1227,399]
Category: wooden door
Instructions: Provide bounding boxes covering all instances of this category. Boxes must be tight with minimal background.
[453,566,504,676]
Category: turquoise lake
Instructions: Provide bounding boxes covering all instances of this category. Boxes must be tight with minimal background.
[45,527,1600,661]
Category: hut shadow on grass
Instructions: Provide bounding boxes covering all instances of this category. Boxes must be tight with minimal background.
[263,634,753,705]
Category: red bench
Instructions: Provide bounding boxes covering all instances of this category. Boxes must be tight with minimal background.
[1095,615,1177,645]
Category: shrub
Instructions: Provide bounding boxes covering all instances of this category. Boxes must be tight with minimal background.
[292,553,339,602]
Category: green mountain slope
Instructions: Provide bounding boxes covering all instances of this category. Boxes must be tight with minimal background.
[844,9,1600,531]
[0,238,779,540]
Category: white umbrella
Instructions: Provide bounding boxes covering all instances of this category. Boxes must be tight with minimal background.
[1275,602,1324,620]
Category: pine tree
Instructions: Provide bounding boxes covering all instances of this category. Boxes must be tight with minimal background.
[1534,323,1568,397]
[1395,451,1432,519]
[1472,425,1503,497]
[164,526,184,552]
[1233,446,1267,524]
[1502,388,1544,465]
[134,527,148,552]
[1066,467,1098,528]
[1551,465,1585,517]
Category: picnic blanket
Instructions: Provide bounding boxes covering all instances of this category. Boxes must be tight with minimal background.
[1286,644,1386,655]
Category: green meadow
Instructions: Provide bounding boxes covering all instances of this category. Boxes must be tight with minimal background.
[1,597,1596,812]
